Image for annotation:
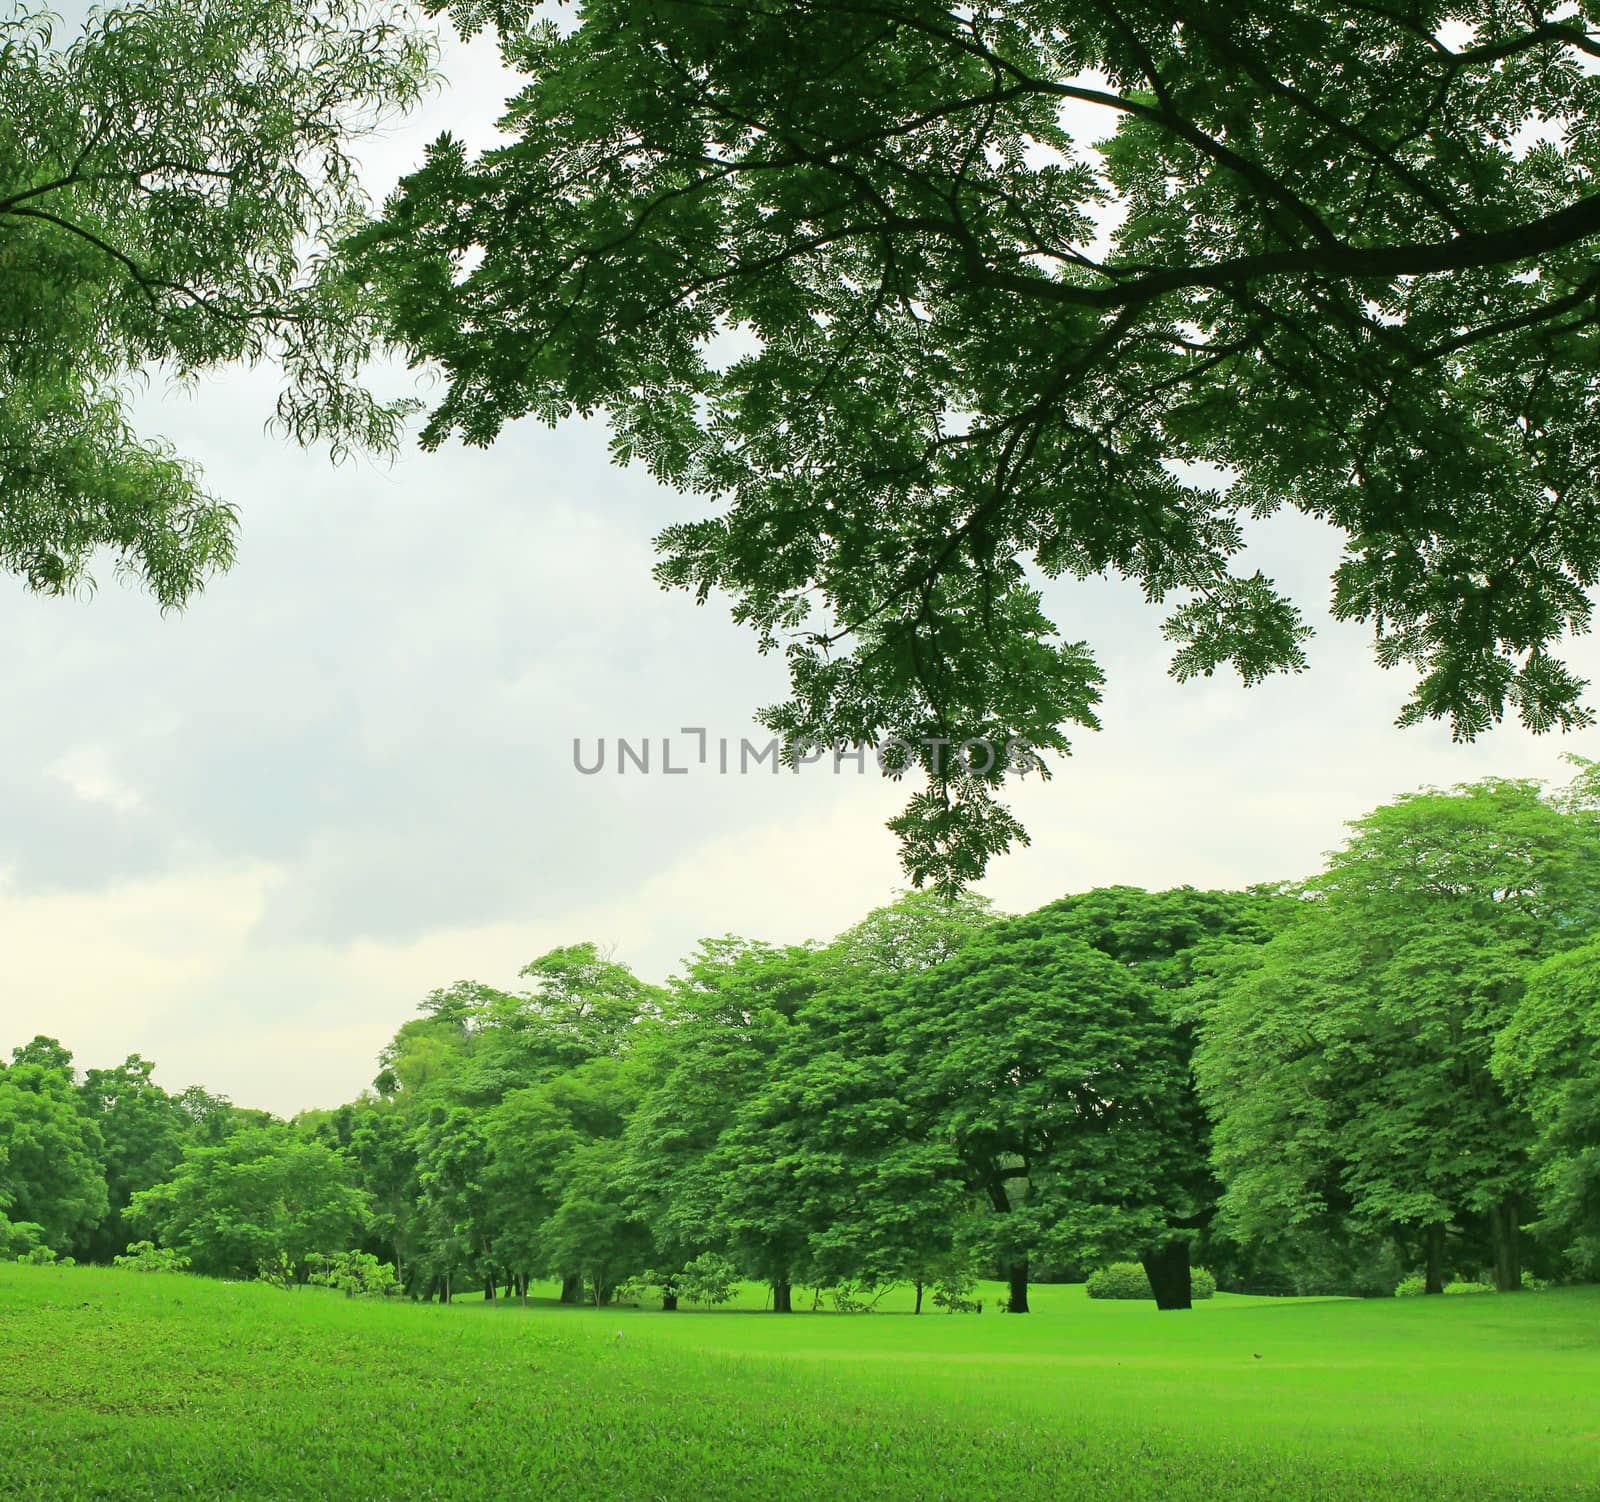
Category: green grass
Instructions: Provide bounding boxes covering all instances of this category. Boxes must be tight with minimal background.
[3,1264,1596,1500]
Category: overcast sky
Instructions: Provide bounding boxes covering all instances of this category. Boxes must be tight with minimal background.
[3,19,1596,1116]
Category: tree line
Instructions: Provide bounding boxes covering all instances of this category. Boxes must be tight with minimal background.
[5,767,1598,1312]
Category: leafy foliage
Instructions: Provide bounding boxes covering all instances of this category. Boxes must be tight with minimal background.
[127,1126,367,1280]
[0,1052,108,1254]
[1194,776,1600,1291]
[2,772,1595,1310]
[1086,1262,1215,1300]
[306,1249,400,1297]
[0,0,433,604]
[359,0,1600,883]
[1494,939,1600,1273]
[111,1240,191,1273]
[676,1251,740,1308]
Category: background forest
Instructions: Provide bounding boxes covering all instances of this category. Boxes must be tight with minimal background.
[5,765,1599,1314]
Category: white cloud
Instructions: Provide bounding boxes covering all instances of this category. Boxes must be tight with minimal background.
[47,746,144,816]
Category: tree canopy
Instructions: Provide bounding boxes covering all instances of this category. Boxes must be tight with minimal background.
[1195,775,1600,1291]
[0,0,433,605]
[355,0,1600,884]
[3,770,1597,1304]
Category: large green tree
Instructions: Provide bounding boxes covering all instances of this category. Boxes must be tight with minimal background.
[901,910,1202,1311]
[485,1052,647,1301]
[0,0,432,604]
[536,1136,654,1307]
[1495,940,1600,1275]
[1196,777,1599,1292]
[709,895,997,1310]
[359,0,1600,884]
[77,1054,188,1263]
[129,1125,367,1280]
[1034,886,1296,1297]
[620,938,822,1312]
[0,1052,108,1255]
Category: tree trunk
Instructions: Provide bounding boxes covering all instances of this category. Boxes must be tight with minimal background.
[914,1280,923,1315]
[442,1271,452,1305]
[772,1281,793,1313]
[484,1274,495,1301]
[1424,1221,1446,1294]
[661,1292,679,1311]
[560,1273,583,1305]
[1490,1199,1522,1292]
[1141,1239,1193,1311]
[1006,1259,1029,1315]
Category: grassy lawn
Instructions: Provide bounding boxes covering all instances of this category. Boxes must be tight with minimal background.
[3,1263,1596,1500]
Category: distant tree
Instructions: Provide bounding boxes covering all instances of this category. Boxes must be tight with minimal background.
[1197,911,1529,1293]
[373,952,663,1296]
[173,1085,276,1145]
[0,1060,107,1255]
[717,1016,974,1308]
[305,1249,400,1298]
[347,1105,420,1287]
[1495,940,1600,1276]
[620,939,822,1312]
[823,889,999,977]
[375,954,664,1112]
[112,1240,191,1274]
[1040,886,1296,989]
[1196,778,1598,1292]
[903,916,1198,1311]
[538,1138,653,1308]
[715,893,1000,1308]
[0,0,433,606]
[484,1053,645,1302]
[10,1036,75,1073]
[674,1251,740,1309]
[412,1105,493,1302]
[77,1055,188,1263]
[517,943,664,1052]
[1037,886,1296,1301]
[128,1126,366,1280]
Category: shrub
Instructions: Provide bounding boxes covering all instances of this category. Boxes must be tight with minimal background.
[677,1252,740,1308]
[16,1246,59,1266]
[0,1220,47,1260]
[257,1251,295,1289]
[305,1251,399,1298]
[1085,1262,1216,1301]
[613,1274,651,1306]
[113,1241,191,1274]
[1086,1263,1150,1300]
[1395,1274,1427,1297]
[1444,1280,1493,1295]
[829,1281,873,1314]
[932,1269,981,1313]
[1521,1270,1550,1291]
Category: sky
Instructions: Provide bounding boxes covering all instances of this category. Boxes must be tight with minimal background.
[3,18,1596,1116]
